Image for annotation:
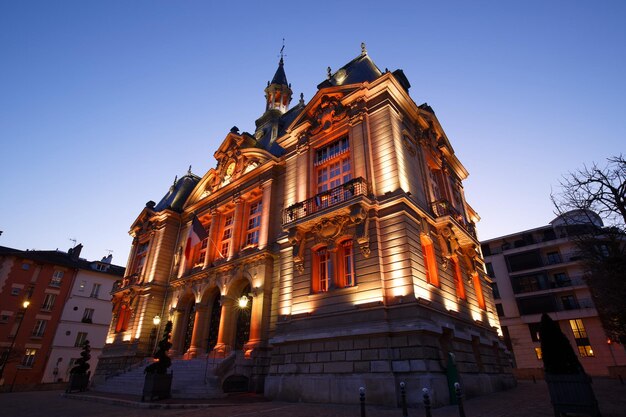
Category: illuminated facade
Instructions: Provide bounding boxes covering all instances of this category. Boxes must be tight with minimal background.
[482,211,626,379]
[96,46,513,406]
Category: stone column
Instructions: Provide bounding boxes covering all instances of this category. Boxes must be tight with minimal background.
[168,307,186,356]
[204,210,219,268]
[243,291,263,357]
[258,179,273,250]
[229,198,244,259]
[212,297,234,356]
[187,305,209,358]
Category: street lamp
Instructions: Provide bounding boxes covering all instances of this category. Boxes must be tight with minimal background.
[0,300,30,384]
[151,315,161,354]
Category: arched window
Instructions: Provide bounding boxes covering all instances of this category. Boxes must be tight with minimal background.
[420,234,439,287]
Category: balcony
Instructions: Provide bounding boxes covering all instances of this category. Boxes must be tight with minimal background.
[112,274,140,293]
[282,177,368,226]
[430,199,477,241]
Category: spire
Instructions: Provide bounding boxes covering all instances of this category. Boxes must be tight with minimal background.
[264,41,292,114]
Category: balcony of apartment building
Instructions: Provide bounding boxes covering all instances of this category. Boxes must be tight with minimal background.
[513,293,597,323]
[430,199,478,245]
[282,177,369,228]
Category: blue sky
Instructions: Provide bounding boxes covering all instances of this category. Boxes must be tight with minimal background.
[1,1,624,264]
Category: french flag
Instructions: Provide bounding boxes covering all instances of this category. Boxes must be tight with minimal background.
[184,215,208,260]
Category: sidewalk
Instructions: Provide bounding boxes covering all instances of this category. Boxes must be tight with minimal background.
[1,378,625,417]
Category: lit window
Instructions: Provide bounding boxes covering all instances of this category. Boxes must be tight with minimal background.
[115,304,131,333]
[50,270,64,287]
[218,213,234,259]
[472,272,486,310]
[534,347,542,360]
[32,319,47,337]
[78,280,86,292]
[42,294,56,312]
[313,247,331,292]
[74,332,88,347]
[450,256,466,300]
[195,223,211,266]
[569,319,594,357]
[339,240,356,288]
[133,242,149,275]
[420,234,439,287]
[315,137,352,207]
[245,201,262,247]
[90,283,101,298]
[22,349,37,367]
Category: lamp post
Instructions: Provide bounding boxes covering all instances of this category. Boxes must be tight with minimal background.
[151,315,161,354]
[0,300,30,385]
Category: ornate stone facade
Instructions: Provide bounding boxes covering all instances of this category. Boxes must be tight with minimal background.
[95,47,514,406]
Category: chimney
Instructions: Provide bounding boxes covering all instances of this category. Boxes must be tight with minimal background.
[69,243,83,260]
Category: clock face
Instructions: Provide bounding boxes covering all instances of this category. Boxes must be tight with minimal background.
[226,162,236,177]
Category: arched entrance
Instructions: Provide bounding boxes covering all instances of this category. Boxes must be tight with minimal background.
[206,292,222,353]
[234,283,252,350]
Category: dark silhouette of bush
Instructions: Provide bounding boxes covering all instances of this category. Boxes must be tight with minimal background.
[539,313,584,374]
[145,321,172,374]
[70,340,91,375]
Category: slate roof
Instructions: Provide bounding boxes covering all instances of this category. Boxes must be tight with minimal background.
[317,53,383,89]
[154,173,201,213]
[270,57,289,86]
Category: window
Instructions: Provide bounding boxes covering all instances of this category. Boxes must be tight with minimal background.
[553,272,571,287]
[312,247,331,292]
[134,242,149,275]
[420,234,439,287]
[218,213,234,259]
[22,263,30,270]
[42,293,56,311]
[82,308,94,323]
[115,304,131,333]
[74,332,88,347]
[528,322,541,342]
[78,280,86,292]
[11,287,20,296]
[195,223,211,266]
[495,303,504,317]
[534,347,543,360]
[338,240,356,288]
[0,314,10,323]
[450,256,466,300]
[90,283,101,298]
[561,295,579,310]
[471,272,486,310]
[315,137,352,207]
[546,251,562,265]
[50,270,64,287]
[491,282,500,299]
[505,250,542,272]
[485,262,495,278]
[245,201,262,247]
[32,319,47,337]
[22,348,37,367]
[569,319,594,357]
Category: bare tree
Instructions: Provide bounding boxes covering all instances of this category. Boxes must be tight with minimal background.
[552,155,626,344]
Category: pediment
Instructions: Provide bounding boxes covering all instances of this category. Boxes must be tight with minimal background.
[286,86,357,135]
[129,207,156,236]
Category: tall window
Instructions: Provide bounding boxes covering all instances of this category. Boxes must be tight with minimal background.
[218,213,234,259]
[245,201,262,247]
[472,272,486,310]
[115,304,131,333]
[90,283,101,298]
[50,270,64,287]
[22,349,37,367]
[32,320,47,337]
[339,240,355,287]
[420,235,439,287]
[82,308,95,323]
[569,319,594,357]
[74,332,88,347]
[134,241,149,275]
[313,247,331,292]
[315,137,352,206]
[195,223,211,266]
[42,293,56,311]
[450,256,466,300]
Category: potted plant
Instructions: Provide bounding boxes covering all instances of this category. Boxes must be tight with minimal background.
[66,340,91,393]
[539,313,601,417]
[142,320,173,402]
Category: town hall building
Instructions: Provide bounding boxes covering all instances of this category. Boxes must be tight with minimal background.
[94,45,514,406]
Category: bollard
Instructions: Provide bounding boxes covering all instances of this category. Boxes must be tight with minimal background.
[360,386,366,417]
[400,381,408,417]
[454,382,466,417]
[422,388,432,417]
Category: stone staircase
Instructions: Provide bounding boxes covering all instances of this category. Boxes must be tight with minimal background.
[93,356,230,399]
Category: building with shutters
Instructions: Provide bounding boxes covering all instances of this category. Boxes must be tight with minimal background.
[96,45,514,406]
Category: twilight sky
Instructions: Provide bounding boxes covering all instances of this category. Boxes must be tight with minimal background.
[1,1,624,265]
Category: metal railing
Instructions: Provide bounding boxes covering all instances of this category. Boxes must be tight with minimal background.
[282,177,368,225]
[430,199,477,239]
[112,274,140,293]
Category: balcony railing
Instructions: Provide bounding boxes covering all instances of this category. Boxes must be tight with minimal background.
[430,199,477,239]
[282,177,368,225]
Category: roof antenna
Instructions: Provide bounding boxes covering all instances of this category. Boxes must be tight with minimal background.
[69,237,77,248]
[361,42,367,56]
[105,249,114,256]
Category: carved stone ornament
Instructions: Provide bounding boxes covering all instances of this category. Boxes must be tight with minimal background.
[288,227,305,273]
[461,244,479,274]
[310,95,347,135]
[437,224,459,267]
[311,215,350,248]
[349,204,371,257]
[296,133,310,154]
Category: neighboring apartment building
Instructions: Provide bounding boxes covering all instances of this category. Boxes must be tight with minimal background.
[482,211,626,378]
[0,244,123,390]
[96,46,514,406]
[41,255,120,383]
